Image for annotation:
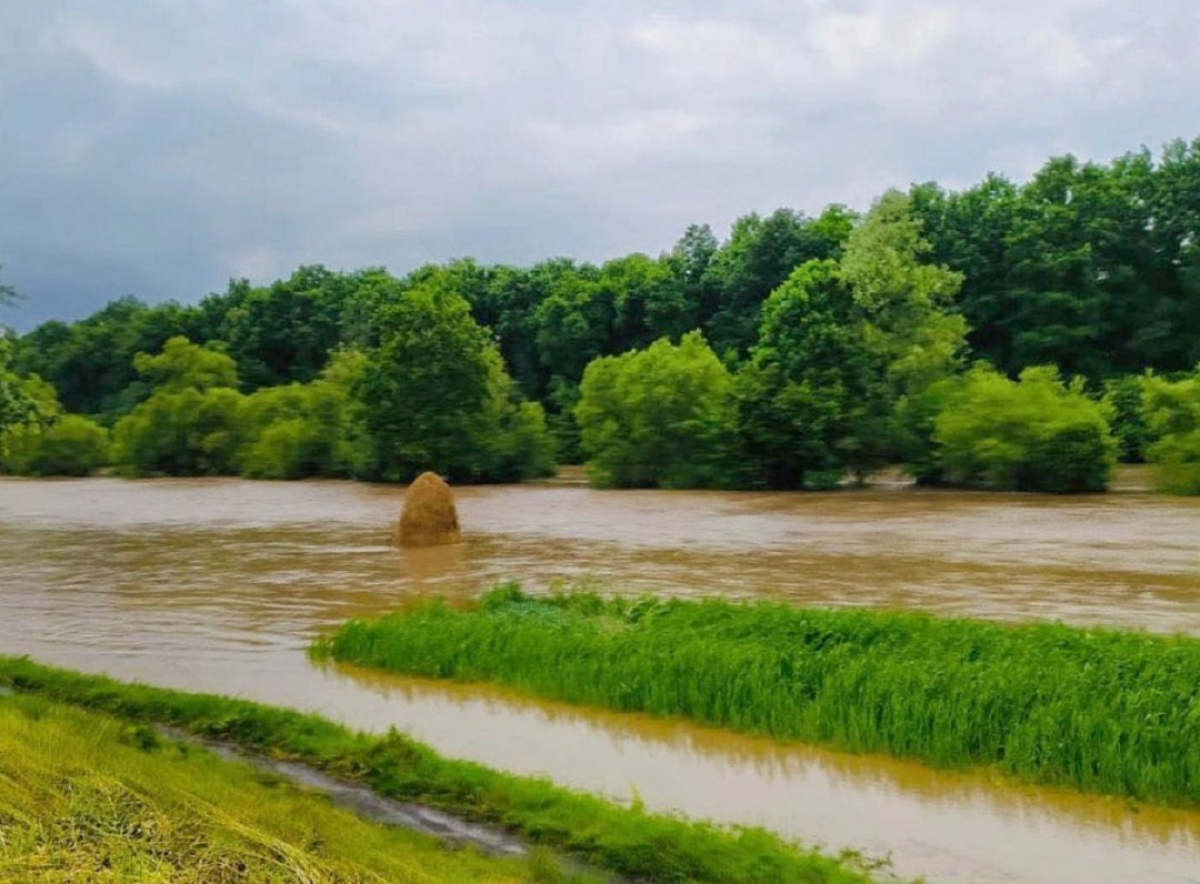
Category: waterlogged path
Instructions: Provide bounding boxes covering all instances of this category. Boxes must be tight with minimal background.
[1,477,1199,882]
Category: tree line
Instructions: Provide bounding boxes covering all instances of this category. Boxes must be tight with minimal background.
[2,136,1199,493]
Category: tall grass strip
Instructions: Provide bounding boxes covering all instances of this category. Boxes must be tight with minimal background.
[315,586,1200,808]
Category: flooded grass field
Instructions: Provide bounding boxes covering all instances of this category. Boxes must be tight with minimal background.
[2,475,1199,882]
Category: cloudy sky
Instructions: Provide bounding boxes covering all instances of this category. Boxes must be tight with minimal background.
[2,1,1197,329]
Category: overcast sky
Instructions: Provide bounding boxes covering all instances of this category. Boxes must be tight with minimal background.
[2,1,1198,329]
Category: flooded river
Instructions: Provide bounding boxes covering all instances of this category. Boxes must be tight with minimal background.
[1,477,1199,882]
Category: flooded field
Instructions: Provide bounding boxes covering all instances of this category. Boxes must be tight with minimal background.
[1,476,1199,882]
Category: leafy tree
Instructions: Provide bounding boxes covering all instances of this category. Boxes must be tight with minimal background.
[576,332,734,488]
[132,336,239,393]
[461,264,547,399]
[0,342,36,446]
[1141,368,1200,494]
[13,297,205,418]
[735,260,877,489]
[666,223,719,327]
[703,206,856,357]
[533,262,612,392]
[0,359,59,459]
[917,141,1200,379]
[111,337,244,476]
[911,175,1019,372]
[840,190,968,476]
[934,366,1116,492]
[240,418,322,480]
[1,271,36,443]
[357,276,554,482]
[201,266,362,390]
[601,253,692,353]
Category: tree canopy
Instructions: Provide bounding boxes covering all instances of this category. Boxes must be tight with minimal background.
[7,134,1200,491]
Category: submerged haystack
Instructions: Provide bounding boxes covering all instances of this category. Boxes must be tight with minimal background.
[397,471,461,547]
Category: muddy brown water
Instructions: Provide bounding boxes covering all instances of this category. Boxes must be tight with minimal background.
[1,476,1199,883]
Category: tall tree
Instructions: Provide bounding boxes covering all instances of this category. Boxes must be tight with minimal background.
[735,259,878,488]
[205,265,360,390]
[13,297,204,418]
[357,274,554,483]
[703,207,855,358]
[840,190,967,473]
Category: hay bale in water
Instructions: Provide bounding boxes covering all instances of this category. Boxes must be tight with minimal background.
[397,471,461,547]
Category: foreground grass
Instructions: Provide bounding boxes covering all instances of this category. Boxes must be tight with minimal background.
[0,657,874,884]
[0,692,546,883]
[316,586,1200,808]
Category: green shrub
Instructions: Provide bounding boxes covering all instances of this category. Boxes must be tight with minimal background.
[489,399,557,481]
[240,417,323,479]
[575,332,734,488]
[3,415,109,476]
[112,387,245,476]
[1142,368,1200,494]
[934,365,1116,492]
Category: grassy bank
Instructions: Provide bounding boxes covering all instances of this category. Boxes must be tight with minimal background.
[0,691,551,883]
[0,657,875,884]
[315,587,1200,808]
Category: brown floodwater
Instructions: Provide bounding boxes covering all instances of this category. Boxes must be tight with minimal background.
[1,476,1198,883]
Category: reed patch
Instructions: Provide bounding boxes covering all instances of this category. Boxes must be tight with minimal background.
[316,586,1200,808]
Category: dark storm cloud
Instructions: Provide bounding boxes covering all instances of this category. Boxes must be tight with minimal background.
[2,0,1198,329]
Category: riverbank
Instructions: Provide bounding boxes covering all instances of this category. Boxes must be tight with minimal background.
[0,689,564,883]
[316,588,1200,808]
[0,657,878,884]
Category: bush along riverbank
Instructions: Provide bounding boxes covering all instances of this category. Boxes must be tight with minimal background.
[315,586,1200,808]
[0,689,563,883]
[0,656,877,884]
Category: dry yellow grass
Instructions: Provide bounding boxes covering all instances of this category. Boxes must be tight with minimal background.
[396,472,461,547]
[0,694,547,883]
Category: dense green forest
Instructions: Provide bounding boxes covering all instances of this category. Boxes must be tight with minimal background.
[3,137,1200,492]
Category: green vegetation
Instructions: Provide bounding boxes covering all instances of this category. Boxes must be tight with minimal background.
[2,414,110,476]
[934,366,1117,492]
[576,332,733,488]
[6,136,1200,487]
[355,274,554,483]
[318,588,1200,808]
[1102,374,1155,464]
[1142,367,1200,494]
[0,691,564,883]
[0,656,875,884]
[735,192,967,489]
[0,358,58,462]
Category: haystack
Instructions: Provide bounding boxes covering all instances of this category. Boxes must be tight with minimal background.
[396,471,461,547]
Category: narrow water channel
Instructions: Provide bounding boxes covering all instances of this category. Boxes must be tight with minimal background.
[1,477,1198,882]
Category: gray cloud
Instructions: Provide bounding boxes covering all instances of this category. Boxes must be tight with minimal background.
[2,0,1198,329]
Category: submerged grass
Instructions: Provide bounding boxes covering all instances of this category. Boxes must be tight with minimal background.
[0,656,874,884]
[316,586,1200,808]
[0,691,545,883]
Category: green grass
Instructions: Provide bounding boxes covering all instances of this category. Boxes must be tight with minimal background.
[0,691,554,883]
[315,586,1200,808]
[0,657,875,884]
